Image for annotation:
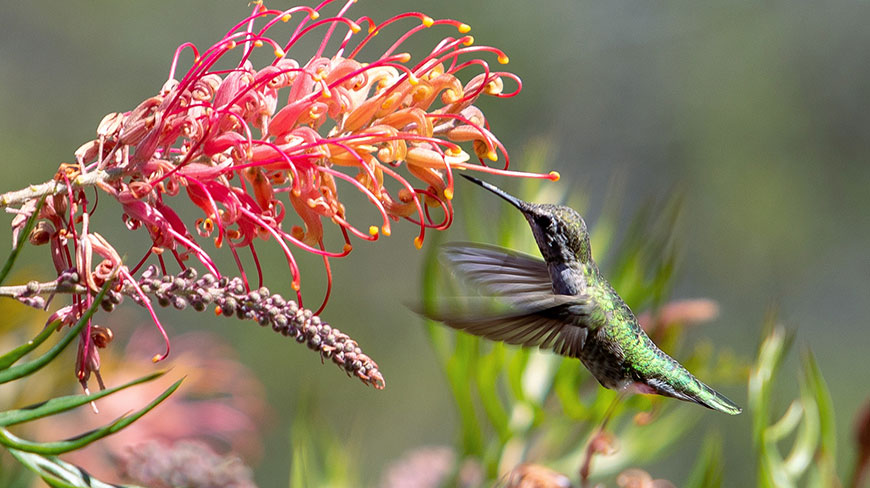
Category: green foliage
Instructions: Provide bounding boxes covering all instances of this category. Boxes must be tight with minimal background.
[0,196,44,287]
[684,434,724,488]
[8,449,144,488]
[0,240,180,486]
[749,324,839,487]
[289,398,359,488]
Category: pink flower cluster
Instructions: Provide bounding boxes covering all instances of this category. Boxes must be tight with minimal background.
[13,0,558,388]
[76,0,554,311]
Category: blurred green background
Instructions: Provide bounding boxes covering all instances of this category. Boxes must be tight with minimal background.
[1,1,868,485]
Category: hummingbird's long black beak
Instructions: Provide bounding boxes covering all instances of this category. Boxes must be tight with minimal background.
[461,174,528,211]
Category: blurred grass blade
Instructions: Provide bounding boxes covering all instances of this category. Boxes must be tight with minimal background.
[446,334,484,455]
[0,323,58,370]
[748,324,840,487]
[290,437,310,488]
[765,400,803,443]
[0,279,112,384]
[783,383,818,477]
[684,433,724,488]
[0,196,45,286]
[0,371,165,426]
[476,345,510,442]
[8,448,143,488]
[553,359,589,420]
[0,378,181,455]
[802,350,836,461]
[505,348,529,403]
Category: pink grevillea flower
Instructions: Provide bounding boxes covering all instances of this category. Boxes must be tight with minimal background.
[74,0,556,313]
[3,0,558,391]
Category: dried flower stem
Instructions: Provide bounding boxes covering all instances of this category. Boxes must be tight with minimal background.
[0,267,384,389]
[0,169,121,209]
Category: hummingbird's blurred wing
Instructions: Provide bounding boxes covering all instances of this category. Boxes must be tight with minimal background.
[423,294,607,359]
[441,243,554,302]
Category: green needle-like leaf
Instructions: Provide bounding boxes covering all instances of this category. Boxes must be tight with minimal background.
[765,400,803,443]
[446,334,483,456]
[0,378,181,455]
[8,448,144,488]
[0,371,165,426]
[684,433,724,488]
[0,322,59,371]
[476,345,509,441]
[802,350,836,461]
[0,196,46,286]
[0,279,112,384]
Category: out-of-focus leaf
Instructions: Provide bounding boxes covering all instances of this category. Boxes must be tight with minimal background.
[783,388,818,478]
[803,350,836,453]
[290,442,309,488]
[0,279,112,384]
[477,344,510,442]
[0,378,181,455]
[446,333,484,455]
[8,448,144,488]
[505,348,529,403]
[802,350,837,483]
[553,360,589,420]
[749,324,840,488]
[749,324,793,444]
[288,398,357,488]
[0,371,165,426]
[684,433,724,488]
[765,400,803,443]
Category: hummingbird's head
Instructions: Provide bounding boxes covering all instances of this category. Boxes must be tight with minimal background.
[521,203,592,264]
[460,174,592,264]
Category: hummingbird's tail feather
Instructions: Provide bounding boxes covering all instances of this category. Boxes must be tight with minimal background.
[657,377,741,415]
[692,382,742,415]
[460,174,528,211]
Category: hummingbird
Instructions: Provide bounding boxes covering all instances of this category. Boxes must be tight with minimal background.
[429,174,741,415]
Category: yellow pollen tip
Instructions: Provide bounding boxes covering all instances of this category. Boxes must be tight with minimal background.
[413,236,424,249]
[549,171,561,181]
[274,47,286,58]
[498,54,509,64]
[397,52,411,63]
[368,225,379,236]
[309,11,320,20]
[151,354,162,363]
[343,243,353,253]
[214,306,222,316]
[254,40,264,48]
[226,40,237,50]
[444,188,454,200]
[422,16,434,27]
[486,150,498,161]
[281,14,291,22]
[458,23,471,33]
[292,281,301,291]
[408,74,419,85]
[463,36,474,46]
[382,226,391,236]
[349,22,361,33]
